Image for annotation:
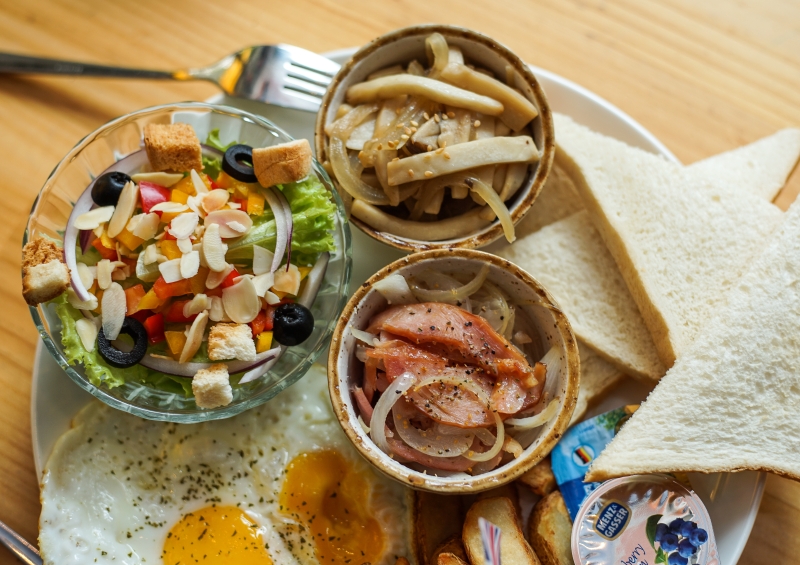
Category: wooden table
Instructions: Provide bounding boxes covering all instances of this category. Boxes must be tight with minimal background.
[0,0,797,562]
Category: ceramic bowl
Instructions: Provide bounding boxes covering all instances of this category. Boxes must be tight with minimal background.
[315,24,555,252]
[327,249,579,493]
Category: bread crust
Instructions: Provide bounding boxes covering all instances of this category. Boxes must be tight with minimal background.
[253,139,312,187]
[143,123,202,172]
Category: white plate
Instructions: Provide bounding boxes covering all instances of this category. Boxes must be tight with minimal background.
[31,48,764,564]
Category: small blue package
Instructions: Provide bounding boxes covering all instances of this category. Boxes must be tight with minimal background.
[550,405,638,520]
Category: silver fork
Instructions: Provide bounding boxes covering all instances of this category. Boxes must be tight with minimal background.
[0,519,41,565]
[0,44,340,113]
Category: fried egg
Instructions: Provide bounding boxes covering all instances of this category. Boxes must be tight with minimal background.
[39,364,411,565]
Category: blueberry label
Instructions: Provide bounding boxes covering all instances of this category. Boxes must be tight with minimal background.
[594,500,630,540]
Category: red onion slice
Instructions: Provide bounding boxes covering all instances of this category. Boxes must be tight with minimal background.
[263,186,288,273]
[298,251,329,308]
[238,347,282,384]
[139,346,281,378]
[273,187,294,270]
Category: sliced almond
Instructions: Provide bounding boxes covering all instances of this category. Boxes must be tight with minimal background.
[208,296,231,322]
[107,181,139,238]
[150,201,189,214]
[183,294,209,317]
[76,262,95,289]
[96,259,113,290]
[93,225,105,238]
[202,189,230,213]
[143,243,163,265]
[273,263,302,295]
[228,202,242,210]
[169,212,199,240]
[126,214,143,233]
[226,220,248,234]
[202,223,229,272]
[252,245,275,275]
[131,171,184,187]
[206,263,233,289]
[180,250,200,279]
[101,282,126,341]
[252,272,275,297]
[177,237,193,254]
[186,195,204,217]
[264,291,281,305]
[158,258,184,283]
[192,243,208,268]
[190,169,210,195]
[75,317,99,352]
[67,287,98,311]
[222,276,261,323]
[204,210,254,238]
[179,311,209,363]
[74,206,115,230]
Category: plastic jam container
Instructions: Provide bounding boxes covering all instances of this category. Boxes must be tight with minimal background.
[572,474,718,565]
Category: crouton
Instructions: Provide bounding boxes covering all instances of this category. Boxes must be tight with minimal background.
[192,363,232,409]
[517,457,557,497]
[143,123,203,172]
[21,237,70,305]
[529,491,573,565]
[252,139,313,187]
[208,323,257,361]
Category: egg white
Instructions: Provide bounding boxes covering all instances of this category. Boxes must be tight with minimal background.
[39,364,411,565]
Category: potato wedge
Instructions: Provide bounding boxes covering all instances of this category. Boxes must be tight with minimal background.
[438,552,470,565]
[476,482,521,517]
[432,535,468,565]
[529,491,574,565]
[413,491,466,565]
[517,457,556,497]
[463,497,541,565]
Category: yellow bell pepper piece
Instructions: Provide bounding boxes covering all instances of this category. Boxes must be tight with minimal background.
[298,266,312,280]
[171,175,196,195]
[256,331,273,353]
[246,191,265,216]
[100,231,115,250]
[115,228,144,252]
[160,240,182,261]
[137,288,164,311]
[160,210,183,224]
[217,170,256,199]
[190,267,209,295]
[171,188,189,204]
[165,331,187,358]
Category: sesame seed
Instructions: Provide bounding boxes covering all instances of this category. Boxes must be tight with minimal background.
[404,127,412,135]
[387,140,396,148]
[441,113,449,120]
[410,127,417,133]
[400,134,409,140]
[391,157,400,162]
[474,120,481,128]
[436,147,444,154]
[424,171,433,178]
[376,143,383,150]
[426,144,433,152]
[410,120,419,127]
[434,114,441,123]
[423,112,430,120]
[442,140,448,148]
[443,152,451,159]
[447,111,456,118]
[407,169,414,178]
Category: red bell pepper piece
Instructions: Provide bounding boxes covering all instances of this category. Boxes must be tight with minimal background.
[124,284,146,315]
[139,181,170,214]
[249,310,267,337]
[263,305,275,331]
[164,300,197,323]
[143,313,166,345]
[130,309,151,323]
[152,275,193,300]
[220,267,241,289]
[91,238,117,260]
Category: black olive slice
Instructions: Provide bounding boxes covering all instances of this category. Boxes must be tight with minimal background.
[97,317,149,368]
[91,171,133,207]
[222,144,257,183]
[273,303,314,346]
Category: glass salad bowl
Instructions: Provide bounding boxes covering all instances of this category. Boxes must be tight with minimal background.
[24,102,352,422]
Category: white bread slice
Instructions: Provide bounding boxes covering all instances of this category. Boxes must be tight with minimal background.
[688,128,800,202]
[515,164,584,239]
[586,198,800,482]
[555,113,784,367]
[502,211,665,381]
[571,342,626,425]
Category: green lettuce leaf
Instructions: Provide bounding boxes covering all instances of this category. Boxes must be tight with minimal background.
[202,128,236,178]
[226,175,337,266]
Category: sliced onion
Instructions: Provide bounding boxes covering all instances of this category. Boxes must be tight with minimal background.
[425,32,450,79]
[467,176,516,243]
[297,252,329,308]
[238,348,283,384]
[79,229,94,254]
[393,405,474,458]
[410,265,489,303]
[273,187,294,270]
[138,346,280,378]
[539,346,562,387]
[351,328,378,345]
[370,372,415,454]
[263,187,288,273]
[505,398,560,430]
[330,137,390,205]
[372,273,417,305]
[64,189,97,302]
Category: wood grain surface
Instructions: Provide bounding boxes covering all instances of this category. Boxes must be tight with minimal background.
[0,0,797,563]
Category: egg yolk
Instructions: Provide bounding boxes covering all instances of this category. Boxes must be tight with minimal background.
[162,505,272,565]
[279,450,385,565]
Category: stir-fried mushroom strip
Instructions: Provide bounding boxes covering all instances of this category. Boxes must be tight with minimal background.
[325,32,542,243]
[350,268,562,476]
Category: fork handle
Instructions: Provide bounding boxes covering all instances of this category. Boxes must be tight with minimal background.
[0,52,175,79]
